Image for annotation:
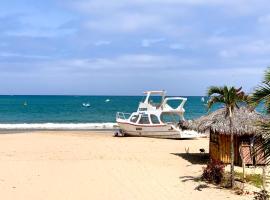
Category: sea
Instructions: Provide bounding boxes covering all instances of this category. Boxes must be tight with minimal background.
[0,95,264,130]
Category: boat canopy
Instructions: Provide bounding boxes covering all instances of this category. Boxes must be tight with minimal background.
[137,91,187,116]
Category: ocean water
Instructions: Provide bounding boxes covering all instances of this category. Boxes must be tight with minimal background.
[0,95,263,129]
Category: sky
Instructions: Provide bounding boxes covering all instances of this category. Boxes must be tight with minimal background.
[0,0,269,95]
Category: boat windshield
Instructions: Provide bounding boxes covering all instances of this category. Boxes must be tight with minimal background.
[150,114,160,124]
[148,96,163,107]
[160,113,180,124]
[130,114,139,123]
[165,99,184,109]
[139,114,150,124]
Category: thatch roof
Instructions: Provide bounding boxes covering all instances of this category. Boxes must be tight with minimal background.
[184,107,267,136]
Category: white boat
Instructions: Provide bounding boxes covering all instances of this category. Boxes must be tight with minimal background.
[201,97,205,102]
[116,90,200,139]
[105,99,110,102]
[82,103,91,107]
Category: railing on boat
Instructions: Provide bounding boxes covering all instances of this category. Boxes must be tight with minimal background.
[116,112,131,120]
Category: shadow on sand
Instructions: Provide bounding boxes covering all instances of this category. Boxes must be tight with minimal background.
[171,153,209,165]
[179,176,211,191]
[176,153,226,192]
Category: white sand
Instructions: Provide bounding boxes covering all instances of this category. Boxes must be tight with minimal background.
[0,131,252,200]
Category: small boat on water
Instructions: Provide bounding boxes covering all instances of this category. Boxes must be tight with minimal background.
[82,103,91,107]
[201,97,205,102]
[116,90,200,139]
[105,99,110,102]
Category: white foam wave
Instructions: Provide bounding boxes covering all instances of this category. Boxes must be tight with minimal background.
[0,123,118,130]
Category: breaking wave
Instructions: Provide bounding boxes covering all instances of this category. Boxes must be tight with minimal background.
[0,123,118,130]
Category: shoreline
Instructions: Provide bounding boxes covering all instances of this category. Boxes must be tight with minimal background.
[0,122,118,130]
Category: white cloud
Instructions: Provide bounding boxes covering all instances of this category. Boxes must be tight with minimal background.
[68,0,270,16]
[219,40,270,58]
[141,38,165,47]
[84,13,162,33]
[22,54,199,75]
[219,50,238,58]
[94,40,111,46]
[69,0,263,11]
[2,0,270,95]
[0,52,50,59]
[169,43,185,50]
[258,14,270,24]
[4,28,75,38]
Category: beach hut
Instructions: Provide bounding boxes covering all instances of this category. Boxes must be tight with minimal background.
[186,107,267,166]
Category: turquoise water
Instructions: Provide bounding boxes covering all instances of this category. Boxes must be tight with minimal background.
[0,95,210,123]
[0,95,264,124]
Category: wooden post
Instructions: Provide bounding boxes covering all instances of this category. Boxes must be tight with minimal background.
[240,144,246,182]
[243,162,246,180]
[266,166,270,192]
[241,155,246,192]
[262,166,266,191]
[229,109,235,188]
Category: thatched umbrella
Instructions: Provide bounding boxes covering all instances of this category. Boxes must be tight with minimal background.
[183,106,269,172]
[185,106,266,135]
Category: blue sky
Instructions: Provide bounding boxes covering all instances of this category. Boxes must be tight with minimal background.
[0,0,269,95]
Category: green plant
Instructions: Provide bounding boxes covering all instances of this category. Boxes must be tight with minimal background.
[235,172,263,188]
[250,68,270,163]
[202,159,225,184]
[207,86,247,188]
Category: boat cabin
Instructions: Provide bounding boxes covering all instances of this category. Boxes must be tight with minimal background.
[128,112,181,126]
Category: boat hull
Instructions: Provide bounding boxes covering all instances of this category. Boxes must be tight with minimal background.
[117,121,184,139]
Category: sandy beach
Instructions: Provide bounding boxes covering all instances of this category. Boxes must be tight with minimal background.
[0,131,252,200]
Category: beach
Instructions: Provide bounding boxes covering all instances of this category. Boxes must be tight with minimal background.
[0,131,251,200]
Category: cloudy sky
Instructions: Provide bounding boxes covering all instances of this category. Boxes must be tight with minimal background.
[0,0,269,95]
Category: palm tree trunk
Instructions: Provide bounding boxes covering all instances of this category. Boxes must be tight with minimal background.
[229,107,235,188]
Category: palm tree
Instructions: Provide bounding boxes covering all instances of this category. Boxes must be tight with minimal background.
[250,68,270,112]
[250,68,270,192]
[207,86,247,188]
[250,68,270,161]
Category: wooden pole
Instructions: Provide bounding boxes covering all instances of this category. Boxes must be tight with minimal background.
[243,162,246,180]
[240,143,246,187]
[262,166,266,191]
[229,108,235,188]
[266,166,270,192]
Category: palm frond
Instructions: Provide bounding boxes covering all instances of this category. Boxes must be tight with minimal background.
[236,87,243,93]
[207,86,224,96]
[207,86,246,113]
[250,83,270,111]
[207,96,224,110]
[254,120,270,164]
[263,67,270,83]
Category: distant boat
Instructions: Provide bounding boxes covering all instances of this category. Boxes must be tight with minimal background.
[82,103,90,107]
[23,102,27,106]
[105,99,110,102]
[201,97,205,102]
